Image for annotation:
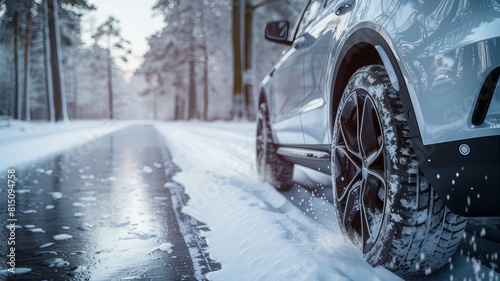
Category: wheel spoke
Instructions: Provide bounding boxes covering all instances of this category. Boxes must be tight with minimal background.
[360,197,374,253]
[365,172,386,207]
[360,95,381,159]
[359,95,370,157]
[339,125,361,159]
[342,183,360,230]
[366,142,384,165]
[355,92,363,153]
[361,172,386,253]
[337,169,362,202]
[367,168,387,202]
[336,145,362,171]
[360,192,373,253]
[367,168,385,186]
[339,92,362,157]
[334,145,362,201]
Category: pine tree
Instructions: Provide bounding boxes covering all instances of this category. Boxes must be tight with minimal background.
[91,16,131,120]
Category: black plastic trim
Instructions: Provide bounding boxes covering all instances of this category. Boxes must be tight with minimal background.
[278,144,331,153]
[415,136,500,217]
[277,147,330,159]
[277,145,331,173]
[280,153,331,174]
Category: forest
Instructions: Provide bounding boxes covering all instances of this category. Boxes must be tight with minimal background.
[0,0,304,122]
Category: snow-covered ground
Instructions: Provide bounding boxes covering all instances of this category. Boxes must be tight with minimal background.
[1,120,498,280]
[0,120,138,171]
[156,122,402,281]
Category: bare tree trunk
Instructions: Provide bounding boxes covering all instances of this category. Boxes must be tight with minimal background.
[48,0,69,121]
[203,49,209,121]
[188,56,196,120]
[13,11,21,120]
[187,16,197,121]
[107,51,114,119]
[180,98,185,120]
[43,0,55,122]
[153,91,158,120]
[201,13,209,121]
[73,63,78,119]
[231,0,242,120]
[153,72,159,120]
[23,10,32,121]
[243,4,253,120]
[174,95,179,120]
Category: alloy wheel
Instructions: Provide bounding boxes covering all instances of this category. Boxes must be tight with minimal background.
[333,89,387,254]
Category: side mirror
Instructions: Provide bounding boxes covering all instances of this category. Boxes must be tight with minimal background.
[265,21,292,46]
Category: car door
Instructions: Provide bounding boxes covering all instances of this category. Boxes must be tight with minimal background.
[271,0,325,145]
[301,0,350,145]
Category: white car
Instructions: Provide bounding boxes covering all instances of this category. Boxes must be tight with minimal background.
[256,0,500,276]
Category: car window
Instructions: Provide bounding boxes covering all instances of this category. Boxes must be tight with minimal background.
[295,0,323,37]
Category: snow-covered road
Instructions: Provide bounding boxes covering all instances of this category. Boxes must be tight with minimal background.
[156,122,403,281]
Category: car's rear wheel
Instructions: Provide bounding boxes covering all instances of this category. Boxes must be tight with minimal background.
[331,65,467,276]
[256,101,293,190]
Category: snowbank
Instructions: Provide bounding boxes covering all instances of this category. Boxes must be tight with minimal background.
[0,120,131,170]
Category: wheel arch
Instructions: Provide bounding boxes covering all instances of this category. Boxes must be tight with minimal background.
[329,28,421,140]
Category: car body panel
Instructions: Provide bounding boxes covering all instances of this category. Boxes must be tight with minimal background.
[383,0,500,145]
[301,9,337,145]
[300,0,400,145]
[269,37,306,145]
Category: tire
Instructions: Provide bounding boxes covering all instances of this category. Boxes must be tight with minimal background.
[256,101,293,190]
[331,65,467,276]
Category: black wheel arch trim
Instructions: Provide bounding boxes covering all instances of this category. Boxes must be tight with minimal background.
[330,28,421,141]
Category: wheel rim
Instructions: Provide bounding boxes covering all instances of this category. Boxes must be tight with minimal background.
[333,89,387,254]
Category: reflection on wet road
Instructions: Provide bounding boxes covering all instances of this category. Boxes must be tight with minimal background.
[0,125,219,280]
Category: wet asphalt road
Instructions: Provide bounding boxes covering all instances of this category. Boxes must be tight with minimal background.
[0,125,219,280]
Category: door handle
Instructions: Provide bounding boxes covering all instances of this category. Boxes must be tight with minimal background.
[335,0,354,15]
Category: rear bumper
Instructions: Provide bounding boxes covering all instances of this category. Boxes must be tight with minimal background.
[415,136,500,217]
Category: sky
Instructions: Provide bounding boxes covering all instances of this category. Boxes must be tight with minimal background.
[81,0,165,79]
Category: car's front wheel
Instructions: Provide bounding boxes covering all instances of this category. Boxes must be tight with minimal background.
[331,65,467,276]
[256,101,293,190]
